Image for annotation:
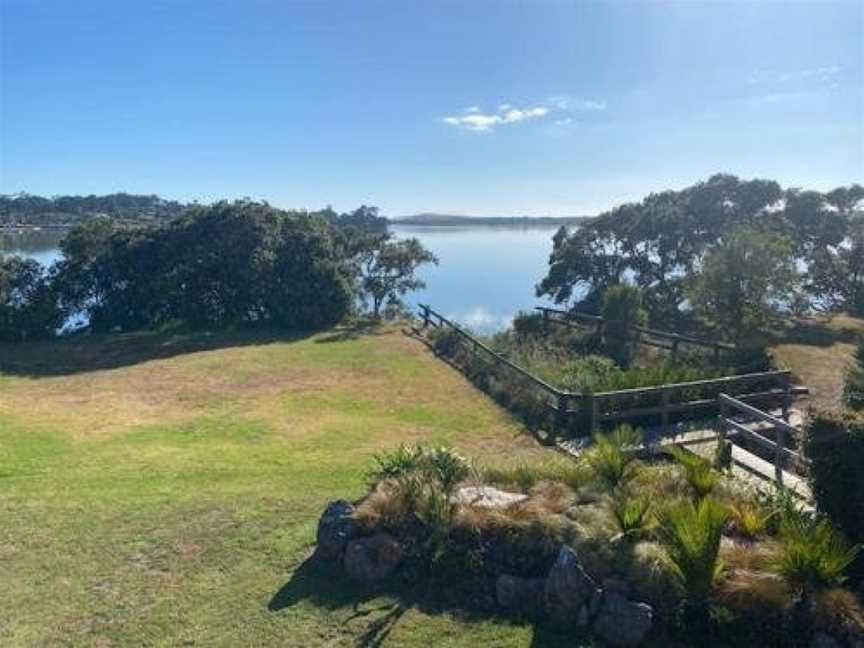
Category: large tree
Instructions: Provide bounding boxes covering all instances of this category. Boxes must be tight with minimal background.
[353,233,438,317]
[537,175,863,326]
[688,227,798,339]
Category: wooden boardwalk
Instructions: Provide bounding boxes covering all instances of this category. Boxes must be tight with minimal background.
[557,410,812,500]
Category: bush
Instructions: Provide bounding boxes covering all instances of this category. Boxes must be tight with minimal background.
[658,497,729,608]
[804,409,864,548]
[511,310,546,339]
[727,501,769,541]
[612,495,652,539]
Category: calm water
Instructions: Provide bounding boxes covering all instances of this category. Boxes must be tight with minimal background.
[1,225,563,333]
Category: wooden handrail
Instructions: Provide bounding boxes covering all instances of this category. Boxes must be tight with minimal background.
[718,393,798,435]
[535,306,736,351]
[592,370,790,399]
[418,304,577,398]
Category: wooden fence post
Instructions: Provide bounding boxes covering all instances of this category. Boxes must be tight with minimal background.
[542,308,549,332]
[774,425,786,486]
[556,393,569,433]
[781,373,792,422]
[421,305,430,328]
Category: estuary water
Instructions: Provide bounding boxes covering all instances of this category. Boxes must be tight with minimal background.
[1,224,564,333]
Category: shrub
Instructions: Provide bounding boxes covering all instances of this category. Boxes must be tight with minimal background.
[667,445,718,501]
[585,425,642,489]
[658,497,729,607]
[770,513,859,599]
[511,310,546,339]
[804,409,864,548]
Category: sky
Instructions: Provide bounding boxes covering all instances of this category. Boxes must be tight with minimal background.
[1,0,862,216]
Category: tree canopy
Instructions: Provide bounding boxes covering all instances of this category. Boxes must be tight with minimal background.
[537,174,864,331]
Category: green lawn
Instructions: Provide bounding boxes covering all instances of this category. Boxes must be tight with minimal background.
[1,324,580,647]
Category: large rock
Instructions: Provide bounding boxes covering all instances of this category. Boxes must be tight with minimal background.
[544,546,597,625]
[316,500,357,560]
[495,575,545,618]
[455,486,528,509]
[343,533,404,582]
[591,591,653,647]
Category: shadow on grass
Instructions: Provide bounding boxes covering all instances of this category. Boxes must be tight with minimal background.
[268,554,585,648]
[0,327,317,378]
[763,317,862,348]
[315,319,387,344]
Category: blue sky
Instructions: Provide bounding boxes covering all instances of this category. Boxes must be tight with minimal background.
[1,1,862,216]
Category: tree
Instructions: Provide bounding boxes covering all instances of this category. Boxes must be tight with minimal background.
[53,201,354,333]
[0,256,62,342]
[688,227,798,339]
[354,233,438,317]
[537,175,863,326]
[601,285,647,366]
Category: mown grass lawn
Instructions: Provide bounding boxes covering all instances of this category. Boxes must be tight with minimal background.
[0,324,585,647]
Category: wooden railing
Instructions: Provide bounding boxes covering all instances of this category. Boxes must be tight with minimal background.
[418,304,805,436]
[717,393,811,485]
[535,306,736,358]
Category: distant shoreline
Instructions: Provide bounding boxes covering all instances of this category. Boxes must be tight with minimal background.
[388,215,590,227]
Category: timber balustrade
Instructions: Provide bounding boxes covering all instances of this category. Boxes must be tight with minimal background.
[418,304,805,436]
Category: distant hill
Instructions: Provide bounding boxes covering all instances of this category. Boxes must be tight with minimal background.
[390,212,591,227]
[0,193,190,227]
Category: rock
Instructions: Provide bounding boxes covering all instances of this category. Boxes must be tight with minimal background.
[602,577,631,596]
[544,546,597,626]
[495,575,545,617]
[810,633,842,648]
[576,605,590,626]
[316,500,357,560]
[592,591,653,647]
[455,486,528,509]
[343,533,403,582]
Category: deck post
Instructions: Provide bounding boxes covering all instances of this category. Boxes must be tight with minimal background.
[774,426,786,486]
[781,373,792,422]
[421,305,430,328]
[556,392,570,433]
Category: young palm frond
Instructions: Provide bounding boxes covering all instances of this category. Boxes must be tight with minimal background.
[612,495,652,539]
[586,425,642,489]
[658,497,728,606]
[667,445,717,500]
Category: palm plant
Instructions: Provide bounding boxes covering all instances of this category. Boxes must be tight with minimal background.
[727,500,770,541]
[658,497,729,608]
[771,513,859,601]
[612,495,652,540]
[586,425,642,489]
[667,445,717,500]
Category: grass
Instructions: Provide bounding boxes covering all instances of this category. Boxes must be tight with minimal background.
[769,312,864,409]
[0,323,584,647]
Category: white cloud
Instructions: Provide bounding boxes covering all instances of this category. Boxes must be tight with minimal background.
[441,104,550,131]
[749,65,842,86]
[548,96,606,111]
[464,106,480,113]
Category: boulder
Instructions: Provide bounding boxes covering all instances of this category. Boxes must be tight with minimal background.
[544,546,597,625]
[591,591,653,647]
[316,500,357,560]
[343,533,403,582]
[455,486,528,509]
[495,575,545,618]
